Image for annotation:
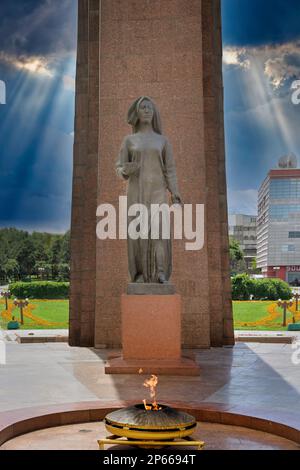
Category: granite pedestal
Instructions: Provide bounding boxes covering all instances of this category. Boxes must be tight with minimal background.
[105,286,200,375]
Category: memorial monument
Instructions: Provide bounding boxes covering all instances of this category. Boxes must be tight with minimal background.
[69,0,235,353]
[116,96,182,285]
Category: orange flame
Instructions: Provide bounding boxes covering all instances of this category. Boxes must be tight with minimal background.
[143,399,152,411]
[143,374,161,411]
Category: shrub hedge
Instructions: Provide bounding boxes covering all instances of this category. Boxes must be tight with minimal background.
[231,274,292,301]
[9,281,69,299]
[9,277,292,302]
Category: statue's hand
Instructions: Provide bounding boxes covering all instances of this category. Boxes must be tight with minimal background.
[171,193,183,207]
[122,162,140,176]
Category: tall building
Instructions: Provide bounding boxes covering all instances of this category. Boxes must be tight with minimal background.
[229,214,257,269]
[257,157,300,285]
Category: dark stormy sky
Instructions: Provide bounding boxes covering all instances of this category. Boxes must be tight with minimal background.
[0,0,300,232]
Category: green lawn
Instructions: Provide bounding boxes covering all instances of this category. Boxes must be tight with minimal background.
[0,299,69,330]
[233,301,295,331]
[0,299,296,331]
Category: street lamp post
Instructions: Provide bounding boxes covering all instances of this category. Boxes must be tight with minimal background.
[277,300,293,327]
[293,293,300,312]
[1,291,11,310]
[13,299,29,325]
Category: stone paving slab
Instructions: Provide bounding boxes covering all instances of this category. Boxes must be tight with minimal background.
[0,341,300,448]
[0,342,299,416]
[235,330,300,338]
[0,401,299,448]
[2,421,299,450]
[235,330,300,344]
[2,330,69,343]
[3,329,300,344]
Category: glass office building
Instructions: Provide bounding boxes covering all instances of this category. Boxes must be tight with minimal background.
[257,169,300,285]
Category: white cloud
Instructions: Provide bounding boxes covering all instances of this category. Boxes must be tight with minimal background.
[223,48,250,69]
[223,41,300,154]
[264,55,300,89]
[0,52,54,77]
[223,41,300,89]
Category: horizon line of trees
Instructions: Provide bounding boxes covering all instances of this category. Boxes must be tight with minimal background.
[0,228,70,283]
[0,228,255,283]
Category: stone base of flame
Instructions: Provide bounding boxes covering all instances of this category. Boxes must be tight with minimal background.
[105,294,200,376]
[105,356,201,376]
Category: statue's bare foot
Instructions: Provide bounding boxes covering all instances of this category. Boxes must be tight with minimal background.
[158,273,167,284]
[135,274,144,283]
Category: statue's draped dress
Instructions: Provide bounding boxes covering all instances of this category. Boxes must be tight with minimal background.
[116,132,179,283]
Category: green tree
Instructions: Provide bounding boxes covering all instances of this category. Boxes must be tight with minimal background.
[3,258,19,281]
[232,273,254,300]
[16,238,36,278]
[0,228,28,259]
[251,258,257,270]
[60,231,70,264]
[50,238,62,279]
[34,261,52,280]
[0,228,70,281]
[31,233,50,265]
[229,237,245,275]
[58,263,70,281]
[0,238,9,280]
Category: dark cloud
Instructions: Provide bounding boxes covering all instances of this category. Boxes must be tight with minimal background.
[0,0,77,58]
[284,52,300,67]
[1,0,300,229]
[222,0,300,46]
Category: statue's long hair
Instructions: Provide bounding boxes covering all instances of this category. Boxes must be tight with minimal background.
[127,96,162,135]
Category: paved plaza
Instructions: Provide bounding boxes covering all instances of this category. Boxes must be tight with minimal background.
[1,340,300,414]
[1,339,300,450]
[2,421,299,451]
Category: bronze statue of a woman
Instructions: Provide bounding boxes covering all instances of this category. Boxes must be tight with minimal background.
[116,96,182,284]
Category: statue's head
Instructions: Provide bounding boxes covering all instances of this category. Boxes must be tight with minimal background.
[127,96,162,134]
